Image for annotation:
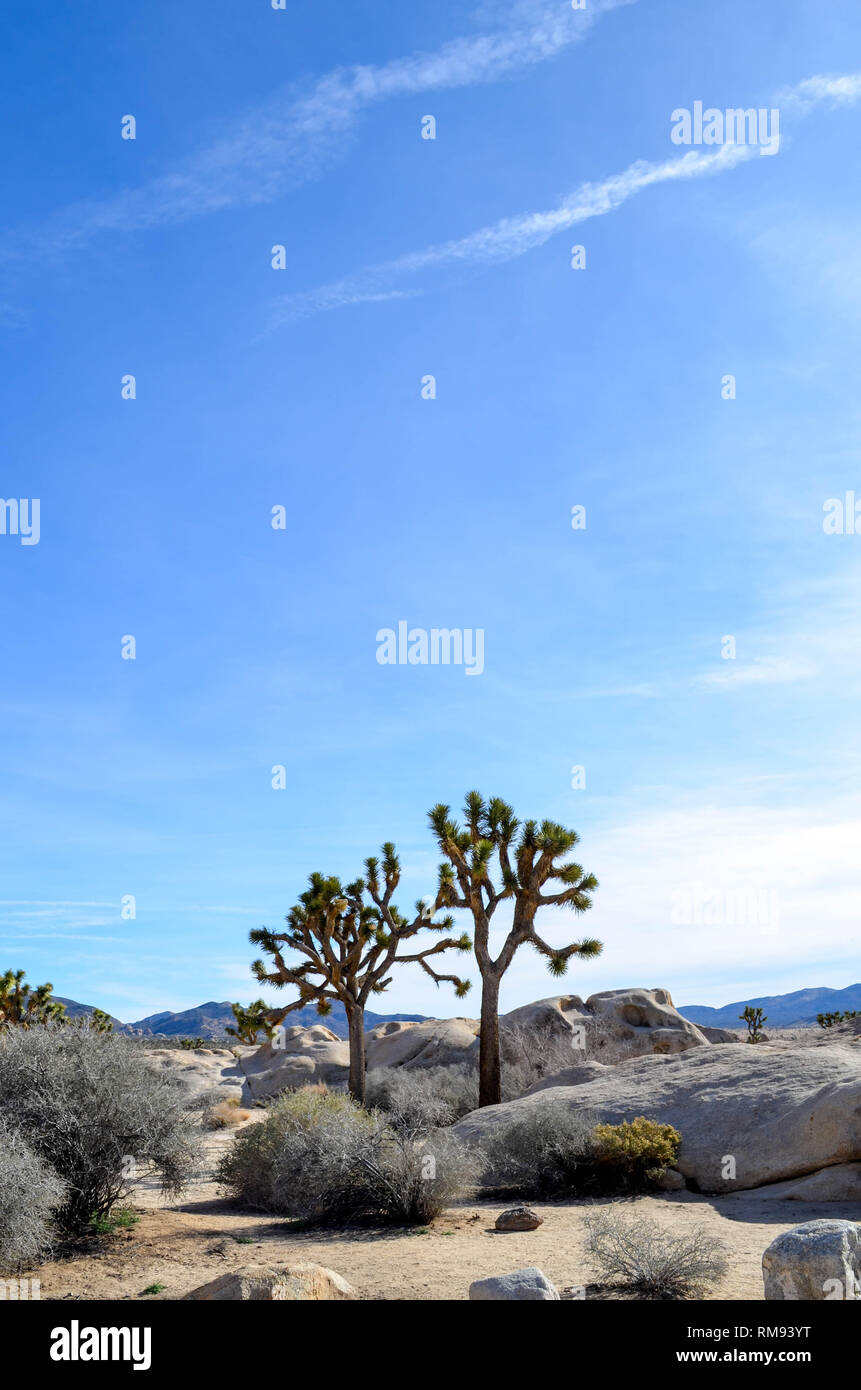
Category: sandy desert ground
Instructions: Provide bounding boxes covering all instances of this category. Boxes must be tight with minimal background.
[27,1118,861,1302]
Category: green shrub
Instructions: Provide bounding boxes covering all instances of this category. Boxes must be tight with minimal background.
[479,1104,682,1197]
[592,1117,680,1187]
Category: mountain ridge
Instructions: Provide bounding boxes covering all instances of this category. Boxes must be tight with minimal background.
[679,983,861,1029]
[50,983,861,1037]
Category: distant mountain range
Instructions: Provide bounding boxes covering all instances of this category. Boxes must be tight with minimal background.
[53,983,861,1037]
[54,997,426,1040]
[679,984,861,1029]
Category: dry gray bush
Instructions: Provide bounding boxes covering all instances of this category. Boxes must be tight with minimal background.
[479,1098,598,1196]
[216,1086,476,1225]
[364,1022,577,1127]
[499,1020,581,1096]
[0,1117,66,1273]
[365,1066,478,1129]
[584,1206,729,1298]
[0,1026,200,1234]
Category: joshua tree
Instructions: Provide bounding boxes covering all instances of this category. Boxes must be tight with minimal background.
[740,1005,767,1043]
[249,845,472,1102]
[429,792,602,1107]
[80,1007,113,1033]
[0,969,67,1030]
[226,999,277,1045]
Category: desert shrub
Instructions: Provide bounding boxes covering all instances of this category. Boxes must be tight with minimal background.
[592,1117,681,1189]
[179,1037,208,1050]
[87,1207,139,1236]
[365,1066,478,1130]
[0,1026,200,1234]
[584,1207,728,1298]
[361,1127,478,1224]
[478,1104,681,1197]
[203,1099,250,1130]
[0,1117,66,1272]
[499,1021,581,1099]
[478,1099,598,1197]
[216,1086,476,1225]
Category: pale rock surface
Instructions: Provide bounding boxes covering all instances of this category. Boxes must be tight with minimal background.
[184,1261,356,1301]
[762,1220,861,1300]
[736,1163,861,1202]
[145,1047,250,1103]
[454,1044,861,1193]
[365,1016,479,1070]
[469,1267,560,1300]
[239,1026,349,1100]
[698,1026,743,1044]
[498,989,711,1068]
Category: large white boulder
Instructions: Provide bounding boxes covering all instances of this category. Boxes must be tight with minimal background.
[365,1017,479,1070]
[454,1044,861,1193]
[499,989,711,1067]
[762,1221,861,1300]
[738,1163,861,1202]
[468,1267,560,1301]
[239,1026,349,1100]
[145,1046,250,1103]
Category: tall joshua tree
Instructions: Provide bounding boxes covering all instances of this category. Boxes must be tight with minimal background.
[429,792,602,1107]
[249,844,472,1103]
[0,969,67,1030]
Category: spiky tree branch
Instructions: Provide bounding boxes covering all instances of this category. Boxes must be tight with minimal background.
[248,850,471,1101]
[428,792,602,1106]
[0,969,67,1031]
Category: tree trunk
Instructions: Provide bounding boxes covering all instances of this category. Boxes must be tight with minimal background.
[478,971,501,1107]
[346,1004,366,1105]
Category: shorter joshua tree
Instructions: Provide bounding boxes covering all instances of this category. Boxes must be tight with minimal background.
[226,999,277,1045]
[81,1008,113,1034]
[0,969,67,1031]
[249,845,472,1103]
[739,1005,767,1043]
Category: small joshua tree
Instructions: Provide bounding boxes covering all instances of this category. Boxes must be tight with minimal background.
[0,969,67,1031]
[429,792,602,1107]
[740,1005,767,1043]
[226,999,277,1045]
[817,1009,860,1029]
[249,846,472,1103]
[82,1008,113,1033]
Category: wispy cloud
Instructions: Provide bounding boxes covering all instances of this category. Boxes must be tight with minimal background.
[270,68,861,326]
[271,144,757,324]
[779,72,861,110]
[694,657,814,691]
[1,0,631,258]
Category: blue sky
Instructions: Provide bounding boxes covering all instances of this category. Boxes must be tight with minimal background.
[2,0,861,1022]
